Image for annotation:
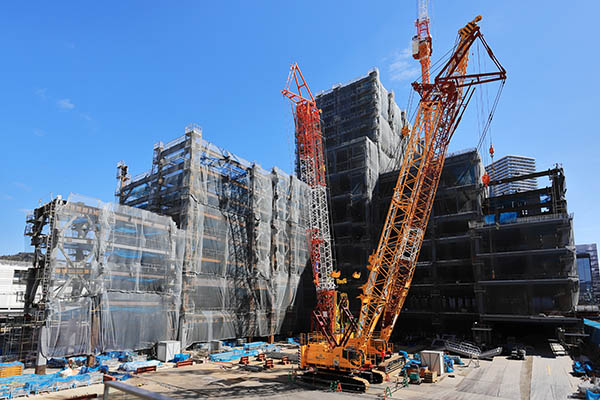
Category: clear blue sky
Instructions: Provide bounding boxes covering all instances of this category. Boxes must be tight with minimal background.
[0,1,598,255]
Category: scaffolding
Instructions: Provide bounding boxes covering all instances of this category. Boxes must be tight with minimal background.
[117,125,310,347]
[315,69,409,313]
[22,195,183,361]
[373,151,578,343]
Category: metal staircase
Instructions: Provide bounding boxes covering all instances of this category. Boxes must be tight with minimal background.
[444,340,481,359]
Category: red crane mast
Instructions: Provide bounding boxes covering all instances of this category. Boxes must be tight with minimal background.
[282,63,337,334]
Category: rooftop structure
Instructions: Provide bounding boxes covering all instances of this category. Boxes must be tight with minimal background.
[486,155,537,196]
[0,260,29,317]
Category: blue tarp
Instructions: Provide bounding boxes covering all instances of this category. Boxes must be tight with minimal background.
[573,361,587,375]
[587,389,600,400]
[444,355,454,373]
[119,360,161,372]
[171,353,190,363]
[209,343,281,362]
[0,370,102,398]
[287,338,300,346]
[484,214,495,225]
[585,319,600,346]
[499,212,518,224]
[244,341,267,350]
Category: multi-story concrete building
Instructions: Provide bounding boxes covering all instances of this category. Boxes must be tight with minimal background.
[486,155,537,196]
[316,70,579,343]
[376,151,579,344]
[314,68,408,310]
[577,244,599,304]
[0,260,29,317]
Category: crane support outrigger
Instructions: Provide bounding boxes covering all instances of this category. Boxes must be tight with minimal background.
[298,16,506,392]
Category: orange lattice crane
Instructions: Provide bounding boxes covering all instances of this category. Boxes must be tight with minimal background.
[298,16,506,392]
[282,63,337,336]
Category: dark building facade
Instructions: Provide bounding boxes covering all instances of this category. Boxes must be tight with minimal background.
[314,68,408,311]
[316,69,580,343]
[376,152,579,343]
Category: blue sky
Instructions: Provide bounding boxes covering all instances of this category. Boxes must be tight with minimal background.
[0,1,598,255]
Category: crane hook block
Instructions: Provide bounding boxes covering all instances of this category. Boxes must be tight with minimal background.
[482,173,490,187]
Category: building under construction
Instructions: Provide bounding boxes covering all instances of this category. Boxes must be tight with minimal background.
[7,68,583,363]
[19,195,183,364]
[13,126,312,363]
[363,148,578,343]
[313,68,409,312]
[115,125,310,346]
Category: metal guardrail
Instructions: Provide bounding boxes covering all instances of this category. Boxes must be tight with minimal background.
[104,381,174,400]
[469,212,571,229]
[444,340,481,358]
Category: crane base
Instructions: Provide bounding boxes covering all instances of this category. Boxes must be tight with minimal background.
[300,370,370,392]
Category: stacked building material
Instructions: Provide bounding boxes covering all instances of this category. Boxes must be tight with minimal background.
[0,361,23,378]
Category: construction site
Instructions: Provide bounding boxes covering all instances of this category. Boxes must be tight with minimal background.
[0,3,599,400]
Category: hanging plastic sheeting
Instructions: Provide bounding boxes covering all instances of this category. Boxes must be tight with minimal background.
[114,127,311,348]
[177,139,310,347]
[34,194,183,358]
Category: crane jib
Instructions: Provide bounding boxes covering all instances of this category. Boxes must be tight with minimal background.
[354,17,506,349]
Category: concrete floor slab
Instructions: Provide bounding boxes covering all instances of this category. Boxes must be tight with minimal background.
[24,348,585,400]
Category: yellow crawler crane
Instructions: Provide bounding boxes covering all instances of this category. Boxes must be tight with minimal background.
[299,16,506,392]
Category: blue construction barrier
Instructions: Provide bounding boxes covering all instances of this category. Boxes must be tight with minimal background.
[171,353,190,363]
[0,370,103,399]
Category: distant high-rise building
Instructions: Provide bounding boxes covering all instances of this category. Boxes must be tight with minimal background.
[577,244,600,304]
[486,155,537,196]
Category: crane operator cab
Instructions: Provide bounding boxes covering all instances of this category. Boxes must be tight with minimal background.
[342,347,364,368]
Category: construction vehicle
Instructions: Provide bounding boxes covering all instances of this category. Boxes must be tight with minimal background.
[298,15,506,392]
[282,64,338,335]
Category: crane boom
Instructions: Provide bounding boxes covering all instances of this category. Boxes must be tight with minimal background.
[298,20,505,392]
[282,63,337,335]
[356,16,506,346]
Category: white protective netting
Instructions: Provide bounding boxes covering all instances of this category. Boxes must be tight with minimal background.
[178,136,310,347]
[40,194,183,358]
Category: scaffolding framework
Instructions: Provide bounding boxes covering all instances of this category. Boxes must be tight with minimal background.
[21,195,183,361]
[117,125,311,347]
[374,151,578,342]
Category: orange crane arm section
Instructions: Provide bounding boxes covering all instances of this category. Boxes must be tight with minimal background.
[355,16,506,347]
